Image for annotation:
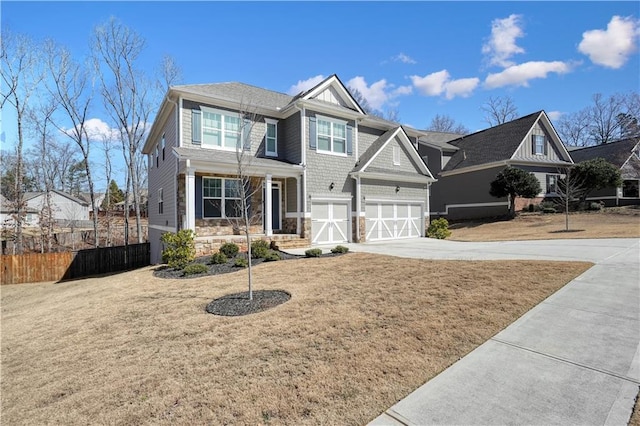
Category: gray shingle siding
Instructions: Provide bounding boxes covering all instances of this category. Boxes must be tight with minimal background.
[361,179,426,204]
[304,111,357,211]
[368,136,421,174]
[283,111,301,164]
[357,125,385,155]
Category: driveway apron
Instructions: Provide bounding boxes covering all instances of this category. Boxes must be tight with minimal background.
[340,238,640,426]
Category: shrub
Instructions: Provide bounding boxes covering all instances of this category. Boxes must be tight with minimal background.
[331,245,349,254]
[219,242,239,258]
[305,248,323,258]
[251,240,270,259]
[427,218,451,239]
[589,202,603,211]
[210,251,228,265]
[528,204,535,213]
[234,257,248,267]
[542,207,557,214]
[182,263,208,276]
[263,250,281,262]
[160,229,195,269]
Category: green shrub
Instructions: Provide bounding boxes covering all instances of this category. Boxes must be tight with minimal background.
[251,240,270,259]
[263,250,281,262]
[331,245,349,254]
[589,202,603,211]
[182,263,208,276]
[234,257,248,268]
[210,251,228,265]
[305,248,323,258]
[160,229,195,269]
[219,242,239,258]
[426,218,451,239]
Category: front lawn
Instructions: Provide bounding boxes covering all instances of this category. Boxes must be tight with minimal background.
[1,253,591,425]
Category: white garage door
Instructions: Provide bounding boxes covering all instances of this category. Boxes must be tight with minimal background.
[365,202,423,241]
[311,201,349,244]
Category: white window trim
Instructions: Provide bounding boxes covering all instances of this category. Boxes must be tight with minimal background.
[533,134,545,156]
[202,177,243,219]
[546,173,560,195]
[158,188,163,214]
[161,133,165,161]
[316,115,348,157]
[200,106,244,152]
[393,146,401,166]
[265,118,278,157]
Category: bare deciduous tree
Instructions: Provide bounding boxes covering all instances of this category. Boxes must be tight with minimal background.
[556,109,591,147]
[427,114,470,134]
[552,167,587,232]
[92,17,151,244]
[45,40,99,247]
[481,95,519,126]
[1,29,44,253]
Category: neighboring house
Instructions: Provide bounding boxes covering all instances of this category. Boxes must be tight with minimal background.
[24,190,90,224]
[420,111,573,220]
[79,192,106,216]
[0,193,39,227]
[569,137,640,206]
[143,74,436,263]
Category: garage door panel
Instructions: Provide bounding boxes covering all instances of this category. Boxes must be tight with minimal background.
[311,201,349,244]
[366,201,423,241]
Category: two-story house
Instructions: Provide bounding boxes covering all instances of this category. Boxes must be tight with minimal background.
[420,111,574,220]
[143,75,436,263]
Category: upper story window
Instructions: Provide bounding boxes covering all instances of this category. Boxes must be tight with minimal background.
[202,177,243,218]
[393,146,401,166]
[317,116,346,155]
[155,145,159,167]
[202,107,241,150]
[158,188,164,214]
[161,133,165,161]
[265,119,278,157]
[532,135,546,155]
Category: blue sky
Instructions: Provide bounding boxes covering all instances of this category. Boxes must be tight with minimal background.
[2,1,639,189]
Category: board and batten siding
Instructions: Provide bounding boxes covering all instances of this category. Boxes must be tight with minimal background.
[514,122,562,160]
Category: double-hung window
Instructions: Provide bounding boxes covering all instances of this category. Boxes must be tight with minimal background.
[265,119,278,156]
[203,177,243,218]
[546,174,559,194]
[202,108,241,150]
[317,117,347,155]
[533,135,546,155]
[161,133,165,161]
[158,188,163,214]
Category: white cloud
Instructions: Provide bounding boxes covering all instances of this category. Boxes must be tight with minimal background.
[484,61,573,89]
[63,118,121,141]
[287,75,325,95]
[410,70,480,99]
[578,15,639,69]
[482,14,526,67]
[392,53,417,64]
[347,76,411,110]
[546,111,563,121]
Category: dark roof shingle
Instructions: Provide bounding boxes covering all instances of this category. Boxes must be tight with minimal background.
[569,138,639,168]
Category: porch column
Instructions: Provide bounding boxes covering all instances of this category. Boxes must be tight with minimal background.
[185,167,196,231]
[296,175,301,235]
[265,174,273,237]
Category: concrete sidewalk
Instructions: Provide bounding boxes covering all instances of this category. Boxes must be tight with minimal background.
[287,238,640,425]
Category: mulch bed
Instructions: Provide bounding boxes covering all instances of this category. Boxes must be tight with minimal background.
[152,250,345,279]
[205,290,292,316]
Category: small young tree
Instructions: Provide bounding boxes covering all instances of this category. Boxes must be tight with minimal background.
[552,167,587,231]
[571,158,622,205]
[489,166,542,218]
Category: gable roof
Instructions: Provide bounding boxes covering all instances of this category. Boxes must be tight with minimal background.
[351,127,434,181]
[441,111,571,173]
[569,137,639,168]
[292,74,365,115]
[175,82,293,111]
[24,190,89,206]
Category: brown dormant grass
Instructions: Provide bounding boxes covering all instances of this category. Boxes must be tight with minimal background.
[449,208,640,242]
[1,254,591,425]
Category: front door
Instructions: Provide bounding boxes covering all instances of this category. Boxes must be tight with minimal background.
[263,183,281,231]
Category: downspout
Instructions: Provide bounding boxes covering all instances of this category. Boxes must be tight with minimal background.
[354,175,361,242]
[293,102,307,236]
[166,95,180,230]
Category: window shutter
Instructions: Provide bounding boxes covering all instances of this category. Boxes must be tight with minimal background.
[192,110,202,144]
[543,137,548,155]
[243,118,251,151]
[309,116,317,150]
[346,124,353,155]
[195,175,203,219]
[531,135,535,154]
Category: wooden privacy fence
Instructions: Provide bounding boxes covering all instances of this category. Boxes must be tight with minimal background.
[1,243,150,285]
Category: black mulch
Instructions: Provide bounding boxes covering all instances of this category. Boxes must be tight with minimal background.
[152,250,346,279]
[205,289,291,316]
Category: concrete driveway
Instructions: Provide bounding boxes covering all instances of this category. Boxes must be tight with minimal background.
[288,238,640,425]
